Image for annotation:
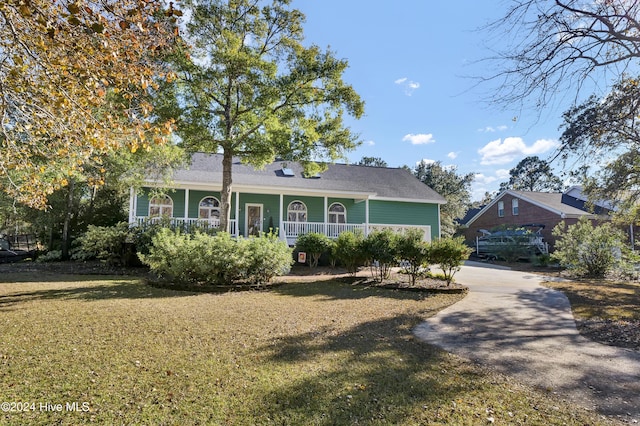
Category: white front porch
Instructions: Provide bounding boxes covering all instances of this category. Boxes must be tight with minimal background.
[130,216,430,245]
[279,221,431,245]
[131,217,239,236]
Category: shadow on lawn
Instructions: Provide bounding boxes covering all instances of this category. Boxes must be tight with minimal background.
[254,312,486,424]
[272,280,438,302]
[0,276,194,310]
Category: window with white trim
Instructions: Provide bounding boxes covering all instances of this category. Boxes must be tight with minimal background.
[287,201,307,222]
[199,196,220,219]
[512,198,519,216]
[497,201,505,218]
[149,195,173,217]
[328,202,346,224]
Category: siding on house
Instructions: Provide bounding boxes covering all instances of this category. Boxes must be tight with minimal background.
[132,153,446,241]
[238,193,281,233]
[369,200,440,240]
[136,189,186,218]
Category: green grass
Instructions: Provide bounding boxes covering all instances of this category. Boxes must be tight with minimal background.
[0,273,616,425]
[543,278,640,320]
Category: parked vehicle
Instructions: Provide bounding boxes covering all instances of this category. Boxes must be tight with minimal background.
[475,224,548,260]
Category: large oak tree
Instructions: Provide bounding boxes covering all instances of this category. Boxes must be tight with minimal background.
[157,0,364,232]
[559,77,640,219]
[486,0,640,217]
[486,0,640,109]
[0,0,178,208]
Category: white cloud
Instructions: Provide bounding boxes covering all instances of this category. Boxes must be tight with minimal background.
[364,140,375,146]
[394,77,420,96]
[478,125,508,133]
[478,137,558,165]
[403,133,435,145]
[447,151,459,160]
[474,173,497,185]
[495,168,510,179]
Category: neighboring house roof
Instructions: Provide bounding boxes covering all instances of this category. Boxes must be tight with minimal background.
[162,153,447,204]
[465,189,601,227]
[457,205,485,226]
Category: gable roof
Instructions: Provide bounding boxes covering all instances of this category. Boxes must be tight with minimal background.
[465,189,601,226]
[164,153,446,204]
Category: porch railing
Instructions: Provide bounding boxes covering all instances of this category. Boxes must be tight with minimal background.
[132,217,238,236]
[280,221,431,242]
[131,217,430,243]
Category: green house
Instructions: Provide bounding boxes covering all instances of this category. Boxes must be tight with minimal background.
[129,153,446,244]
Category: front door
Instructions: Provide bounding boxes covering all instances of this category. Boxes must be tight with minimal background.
[245,204,263,236]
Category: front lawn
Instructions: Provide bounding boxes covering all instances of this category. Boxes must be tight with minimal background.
[0,274,616,425]
[543,277,640,351]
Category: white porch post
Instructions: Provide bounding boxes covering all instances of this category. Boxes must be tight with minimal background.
[128,187,136,224]
[184,189,190,220]
[324,196,328,235]
[235,191,240,237]
[279,193,284,240]
[437,203,441,238]
[365,198,370,236]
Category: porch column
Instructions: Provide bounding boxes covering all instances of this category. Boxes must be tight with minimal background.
[235,192,240,237]
[437,203,441,238]
[324,196,328,235]
[365,199,370,236]
[128,187,136,224]
[279,194,284,240]
[184,189,190,220]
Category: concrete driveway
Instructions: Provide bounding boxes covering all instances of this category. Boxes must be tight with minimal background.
[414,261,640,422]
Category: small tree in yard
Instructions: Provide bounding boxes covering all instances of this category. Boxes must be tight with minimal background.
[396,228,431,286]
[295,233,332,268]
[363,229,399,282]
[429,237,472,286]
[552,218,632,278]
[333,230,366,276]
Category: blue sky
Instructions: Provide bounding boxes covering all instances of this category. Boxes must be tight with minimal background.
[296,1,571,201]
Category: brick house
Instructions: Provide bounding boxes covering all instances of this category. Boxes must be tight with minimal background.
[460,189,605,252]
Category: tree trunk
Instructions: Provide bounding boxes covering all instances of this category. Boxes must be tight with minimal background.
[61,179,75,260]
[219,150,233,233]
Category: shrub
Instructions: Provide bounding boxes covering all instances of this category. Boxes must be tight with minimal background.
[363,229,399,282]
[241,232,293,285]
[140,229,292,286]
[396,228,431,286]
[552,218,632,278]
[429,236,473,285]
[333,230,366,275]
[327,239,338,268]
[37,250,62,263]
[295,232,332,268]
[73,222,134,265]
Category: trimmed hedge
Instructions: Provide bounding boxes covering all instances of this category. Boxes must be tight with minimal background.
[140,229,293,285]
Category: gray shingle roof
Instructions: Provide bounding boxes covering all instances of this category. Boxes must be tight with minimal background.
[509,190,596,216]
[170,153,446,204]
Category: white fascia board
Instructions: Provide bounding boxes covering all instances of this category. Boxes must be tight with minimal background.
[143,179,374,199]
[369,195,447,205]
[142,179,445,204]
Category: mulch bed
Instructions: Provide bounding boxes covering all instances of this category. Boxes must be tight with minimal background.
[575,318,640,352]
